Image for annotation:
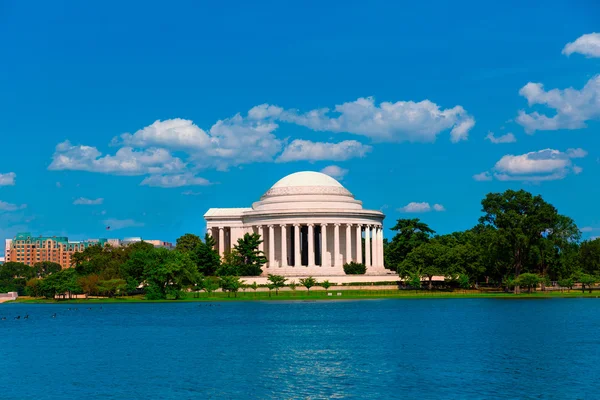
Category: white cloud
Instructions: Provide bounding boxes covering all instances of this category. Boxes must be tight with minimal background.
[279,97,475,143]
[485,131,516,144]
[140,173,211,188]
[320,165,349,180]
[0,172,16,186]
[516,75,600,133]
[118,118,211,150]
[581,227,595,232]
[562,33,600,58]
[399,202,445,213]
[473,171,493,181]
[433,204,446,212]
[476,148,586,182]
[102,218,144,230]
[73,197,104,205]
[0,200,26,212]
[49,141,186,176]
[248,104,284,120]
[277,140,371,162]
[182,190,201,196]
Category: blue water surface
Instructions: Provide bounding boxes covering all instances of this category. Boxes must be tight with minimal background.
[1,299,599,399]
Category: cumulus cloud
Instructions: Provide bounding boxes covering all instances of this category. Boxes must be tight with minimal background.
[475,148,586,182]
[102,218,144,230]
[320,165,349,180]
[118,119,211,150]
[140,173,211,188]
[0,200,26,212]
[0,172,16,186]
[580,227,595,232]
[277,140,371,162]
[562,33,600,58]
[485,132,516,144]
[278,97,475,143]
[399,202,445,213]
[49,141,186,176]
[516,76,600,133]
[73,197,104,205]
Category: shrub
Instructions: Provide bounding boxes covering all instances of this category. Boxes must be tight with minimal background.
[343,262,366,275]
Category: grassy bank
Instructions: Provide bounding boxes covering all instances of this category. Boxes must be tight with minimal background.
[8,289,600,304]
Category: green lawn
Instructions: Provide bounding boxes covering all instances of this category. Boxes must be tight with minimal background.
[9,288,600,304]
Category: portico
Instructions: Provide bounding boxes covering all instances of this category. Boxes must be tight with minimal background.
[204,171,388,276]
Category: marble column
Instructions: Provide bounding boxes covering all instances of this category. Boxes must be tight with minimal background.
[307,223,315,267]
[268,225,275,268]
[356,224,362,264]
[321,223,328,267]
[206,227,212,237]
[365,225,371,268]
[218,227,225,258]
[333,223,340,267]
[294,224,301,267]
[280,224,287,267]
[345,223,352,264]
[372,226,378,267]
[258,226,264,253]
[379,226,385,268]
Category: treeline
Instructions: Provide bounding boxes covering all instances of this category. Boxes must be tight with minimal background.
[0,233,269,300]
[385,189,600,292]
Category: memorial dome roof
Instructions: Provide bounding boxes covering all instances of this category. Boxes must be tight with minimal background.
[270,171,344,190]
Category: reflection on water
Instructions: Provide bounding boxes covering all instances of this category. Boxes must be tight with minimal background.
[1,299,599,399]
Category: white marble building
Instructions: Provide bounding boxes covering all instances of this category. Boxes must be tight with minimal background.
[204,171,389,276]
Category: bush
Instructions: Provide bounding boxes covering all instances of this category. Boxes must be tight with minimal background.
[343,262,366,275]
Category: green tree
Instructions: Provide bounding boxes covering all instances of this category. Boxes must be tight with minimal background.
[407,272,421,291]
[579,239,600,276]
[195,234,221,275]
[202,276,221,297]
[399,242,458,289]
[578,274,597,293]
[557,277,574,292]
[233,233,267,276]
[97,278,127,297]
[216,251,242,276]
[39,269,81,299]
[516,273,540,293]
[143,249,199,300]
[249,281,259,296]
[299,277,317,294]
[385,218,435,269]
[267,274,287,295]
[220,276,242,297]
[78,274,100,298]
[288,280,297,291]
[25,278,42,297]
[480,189,565,293]
[33,261,62,278]
[321,280,332,292]
[176,233,202,254]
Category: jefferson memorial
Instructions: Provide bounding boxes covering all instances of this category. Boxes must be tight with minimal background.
[204,171,388,277]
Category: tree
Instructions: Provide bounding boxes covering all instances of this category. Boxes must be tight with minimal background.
[480,189,564,293]
[343,262,366,275]
[25,278,42,297]
[458,274,471,291]
[267,274,287,295]
[216,251,242,276]
[399,242,458,289]
[97,279,127,297]
[321,280,332,292]
[407,272,421,291]
[579,239,600,276]
[578,274,597,293]
[516,273,540,293]
[220,276,242,297]
[195,234,220,275]
[300,277,317,294]
[176,233,202,254]
[143,248,199,300]
[233,233,267,276]
[557,277,574,292]
[249,281,259,296]
[78,274,100,298]
[202,276,221,297]
[39,269,81,299]
[385,218,435,269]
[33,261,62,278]
[288,280,297,291]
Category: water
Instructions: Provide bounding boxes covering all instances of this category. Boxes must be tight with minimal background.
[1,299,599,399]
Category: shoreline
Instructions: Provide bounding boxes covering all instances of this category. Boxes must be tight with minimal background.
[5,290,600,304]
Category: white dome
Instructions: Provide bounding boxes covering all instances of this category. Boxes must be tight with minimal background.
[271,171,344,189]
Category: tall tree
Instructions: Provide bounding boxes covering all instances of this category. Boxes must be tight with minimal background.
[175,233,202,254]
[579,239,600,276]
[479,189,563,293]
[385,218,435,269]
[399,241,458,289]
[233,233,267,276]
[33,261,62,278]
[195,234,221,275]
[143,249,199,300]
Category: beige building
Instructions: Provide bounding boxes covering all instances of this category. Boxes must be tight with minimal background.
[204,171,389,276]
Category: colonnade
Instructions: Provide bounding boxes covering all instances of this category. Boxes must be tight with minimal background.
[208,223,385,270]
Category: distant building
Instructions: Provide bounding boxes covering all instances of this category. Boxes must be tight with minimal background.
[4,233,174,269]
[0,256,4,265]
[5,233,108,269]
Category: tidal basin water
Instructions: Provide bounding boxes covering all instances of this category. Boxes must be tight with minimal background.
[1,299,599,399]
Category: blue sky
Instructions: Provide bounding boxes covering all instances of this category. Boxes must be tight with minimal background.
[1,0,599,250]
